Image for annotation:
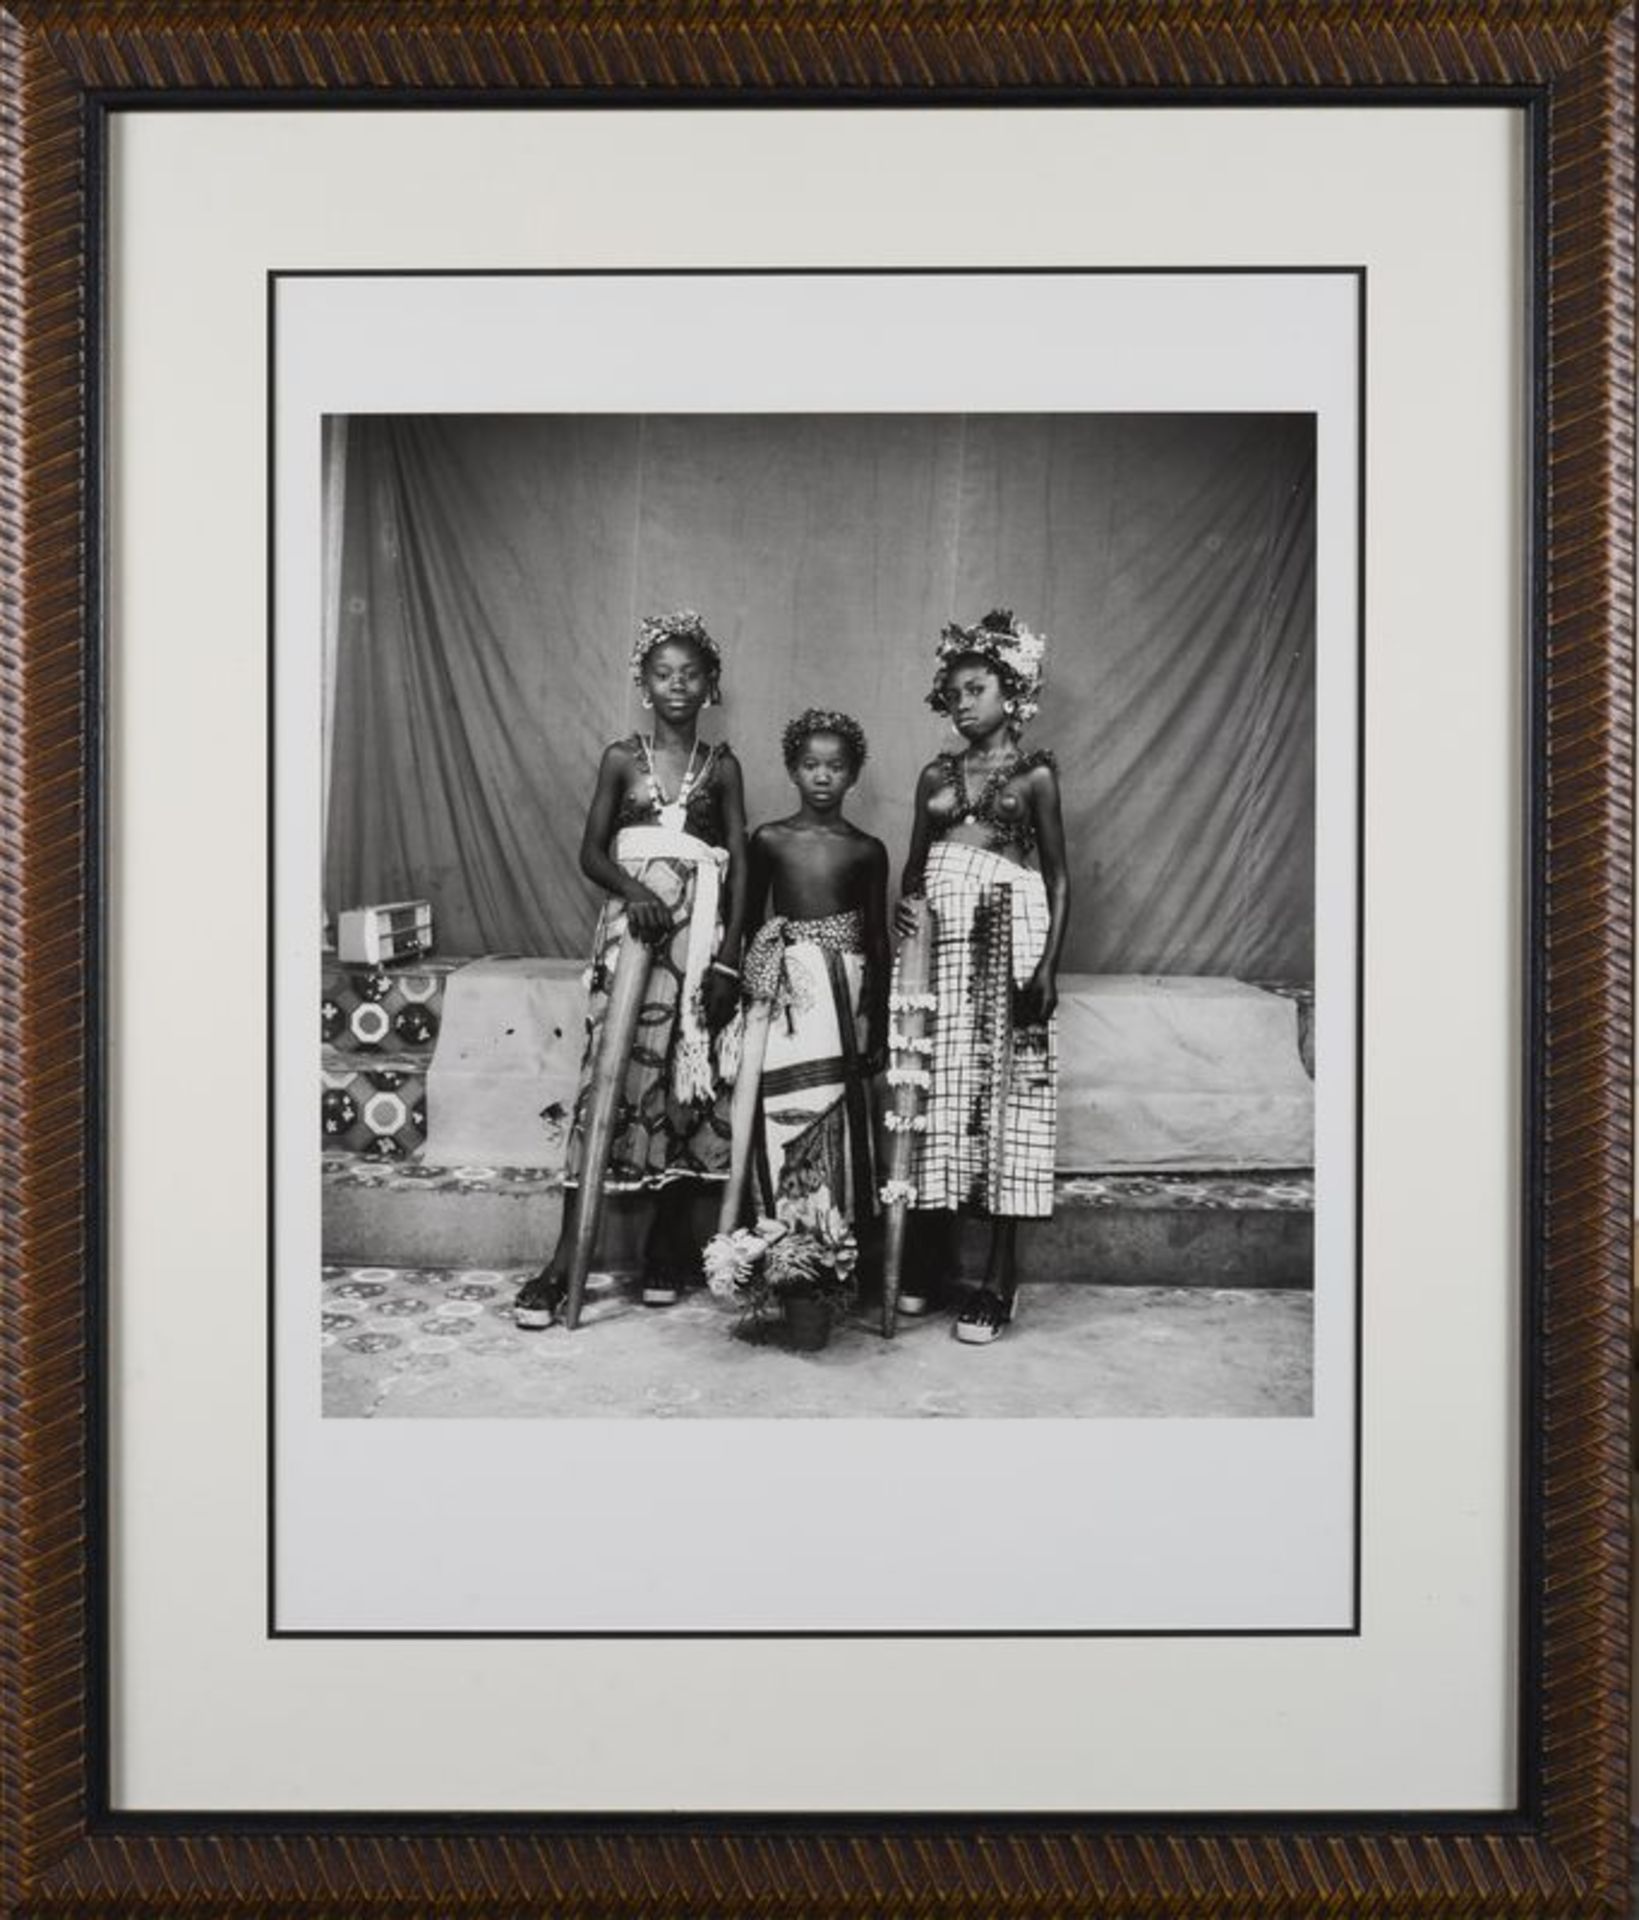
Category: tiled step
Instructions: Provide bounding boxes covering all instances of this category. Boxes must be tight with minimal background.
[321,1053,428,1158]
[322,1154,1313,1288]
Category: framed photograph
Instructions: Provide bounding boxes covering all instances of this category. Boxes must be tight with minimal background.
[2,2,1631,1914]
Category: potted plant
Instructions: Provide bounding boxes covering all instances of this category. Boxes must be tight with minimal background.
[703,1194,858,1351]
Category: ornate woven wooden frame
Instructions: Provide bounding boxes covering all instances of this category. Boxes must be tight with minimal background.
[1,3,1632,1915]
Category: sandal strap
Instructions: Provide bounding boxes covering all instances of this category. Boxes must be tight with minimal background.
[958,1287,1013,1330]
[516,1273,567,1309]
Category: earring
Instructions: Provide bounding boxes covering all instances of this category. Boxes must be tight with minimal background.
[640,693,653,710]
[1003,699,1018,717]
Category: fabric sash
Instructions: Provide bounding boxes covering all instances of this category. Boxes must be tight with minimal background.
[612,823,729,1104]
[742,908,865,1018]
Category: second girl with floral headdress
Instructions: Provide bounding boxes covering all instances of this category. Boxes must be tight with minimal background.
[894,609,1069,1343]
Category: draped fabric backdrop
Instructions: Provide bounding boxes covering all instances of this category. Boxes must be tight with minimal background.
[326,413,1315,978]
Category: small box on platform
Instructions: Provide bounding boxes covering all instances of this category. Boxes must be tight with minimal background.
[337,900,433,965]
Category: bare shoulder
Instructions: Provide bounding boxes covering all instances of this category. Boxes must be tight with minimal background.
[915,755,952,793]
[599,737,640,775]
[1019,748,1060,790]
[854,828,890,869]
[830,826,886,892]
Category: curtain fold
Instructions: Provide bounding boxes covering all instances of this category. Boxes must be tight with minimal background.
[327,413,1316,977]
[320,415,348,898]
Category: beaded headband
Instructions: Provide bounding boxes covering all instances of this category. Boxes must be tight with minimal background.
[781,707,869,774]
[926,608,1047,727]
[629,609,724,705]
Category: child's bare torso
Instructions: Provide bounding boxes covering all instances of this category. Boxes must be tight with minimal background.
[758,817,877,921]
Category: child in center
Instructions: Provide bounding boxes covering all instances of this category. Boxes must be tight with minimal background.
[735,709,888,1232]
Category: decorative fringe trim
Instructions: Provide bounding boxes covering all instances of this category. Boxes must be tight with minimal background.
[715,1006,743,1085]
[673,1025,718,1106]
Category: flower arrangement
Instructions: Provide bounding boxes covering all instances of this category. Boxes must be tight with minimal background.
[703,1192,859,1329]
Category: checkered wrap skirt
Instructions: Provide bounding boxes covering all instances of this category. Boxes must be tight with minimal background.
[909,841,1057,1219]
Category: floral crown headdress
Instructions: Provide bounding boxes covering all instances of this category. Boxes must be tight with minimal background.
[629,608,724,705]
[780,707,869,774]
[926,608,1047,728]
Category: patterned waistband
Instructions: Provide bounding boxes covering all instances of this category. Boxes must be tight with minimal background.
[743,910,865,1004]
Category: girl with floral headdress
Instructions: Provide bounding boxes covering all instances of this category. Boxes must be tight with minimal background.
[514,609,747,1328]
[892,609,1069,1343]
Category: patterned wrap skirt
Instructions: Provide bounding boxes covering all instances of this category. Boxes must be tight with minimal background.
[909,840,1057,1219]
[564,834,733,1193]
[743,910,876,1226]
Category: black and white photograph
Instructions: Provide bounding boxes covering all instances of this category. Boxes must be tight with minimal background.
[317,405,1319,1421]
[274,269,1358,1635]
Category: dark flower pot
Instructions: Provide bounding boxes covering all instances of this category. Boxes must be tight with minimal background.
[783,1295,833,1352]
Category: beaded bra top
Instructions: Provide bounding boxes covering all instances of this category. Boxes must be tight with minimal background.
[931,748,1056,860]
[615,735,728,846]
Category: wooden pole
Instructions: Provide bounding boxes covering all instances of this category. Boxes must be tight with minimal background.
[562,926,655,1331]
[717,999,773,1236]
[879,897,934,1336]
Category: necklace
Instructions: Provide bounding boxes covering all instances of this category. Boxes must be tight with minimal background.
[954,748,1020,821]
[641,735,707,832]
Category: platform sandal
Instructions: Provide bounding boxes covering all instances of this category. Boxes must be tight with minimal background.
[954,1285,1016,1345]
[513,1270,567,1330]
[898,1274,956,1318]
[640,1270,684,1307]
